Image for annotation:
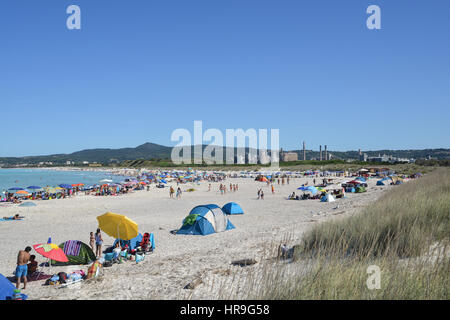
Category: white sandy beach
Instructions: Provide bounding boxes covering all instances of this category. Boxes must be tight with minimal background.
[0,176,391,300]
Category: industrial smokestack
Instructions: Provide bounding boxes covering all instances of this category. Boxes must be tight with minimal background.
[303,141,306,161]
[319,145,322,161]
[324,145,327,161]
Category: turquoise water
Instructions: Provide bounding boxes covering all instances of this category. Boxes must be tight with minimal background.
[0,169,129,193]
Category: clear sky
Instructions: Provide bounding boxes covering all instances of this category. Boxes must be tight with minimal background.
[1,0,449,156]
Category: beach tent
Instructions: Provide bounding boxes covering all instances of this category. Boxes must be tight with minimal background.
[114,233,143,250]
[0,274,27,300]
[320,193,335,202]
[222,202,244,215]
[177,204,235,236]
[50,240,96,266]
[376,179,389,186]
[355,186,367,193]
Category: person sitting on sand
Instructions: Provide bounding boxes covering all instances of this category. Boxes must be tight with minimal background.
[112,242,122,260]
[16,246,32,289]
[27,255,38,276]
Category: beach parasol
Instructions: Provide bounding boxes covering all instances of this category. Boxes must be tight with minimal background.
[15,190,29,196]
[72,183,85,187]
[8,187,24,191]
[297,186,318,195]
[99,179,113,184]
[97,212,138,240]
[27,186,42,190]
[59,184,72,189]
[33,243,68,262]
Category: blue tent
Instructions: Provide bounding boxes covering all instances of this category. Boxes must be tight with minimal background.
[355,177,366,182]
[0,274,27,300]
[177,204,235,236]
[114,233,143,250]
[222,202,244,215]
[377,179,389,186]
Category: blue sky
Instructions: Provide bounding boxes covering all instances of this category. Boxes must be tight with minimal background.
[1,0,449,156]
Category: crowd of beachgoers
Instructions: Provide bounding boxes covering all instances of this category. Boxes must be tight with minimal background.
[0,167,425,300]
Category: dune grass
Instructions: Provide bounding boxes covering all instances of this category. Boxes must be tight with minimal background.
[237,168,450,300]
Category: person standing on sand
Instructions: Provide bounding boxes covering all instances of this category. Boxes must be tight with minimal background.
[257,189,261,199]
[89,232,95,251]
[271,184,275,194]
[15,246,32,289]
[95,229,103,258]
[170,186,175,198]
[261,190,265,200]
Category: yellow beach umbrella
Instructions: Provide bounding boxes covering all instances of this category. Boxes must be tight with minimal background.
[96,212,138,240]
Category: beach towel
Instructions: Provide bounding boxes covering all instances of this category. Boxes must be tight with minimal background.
[63,240,81,256]
[0,217,23,221]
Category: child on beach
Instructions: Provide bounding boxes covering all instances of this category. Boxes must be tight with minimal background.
[90,232,95,251]
[27,255,38,276]
[95,229,103,258]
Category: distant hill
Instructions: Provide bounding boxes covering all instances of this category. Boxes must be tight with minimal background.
[0,143,449,167]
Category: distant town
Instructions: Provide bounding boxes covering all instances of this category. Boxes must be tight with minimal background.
[0,142,448,168]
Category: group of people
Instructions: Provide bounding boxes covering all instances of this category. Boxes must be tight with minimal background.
[169,186,183,199]
[217,183,239,195]
[90,229,104,258]
[257,188,265,200]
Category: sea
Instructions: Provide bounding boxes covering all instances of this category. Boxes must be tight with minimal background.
[0,168,129,193]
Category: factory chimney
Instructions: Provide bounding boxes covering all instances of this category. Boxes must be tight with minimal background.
[303,141,306,160]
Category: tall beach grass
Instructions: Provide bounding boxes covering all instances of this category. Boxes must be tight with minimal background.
[229,168,449,300]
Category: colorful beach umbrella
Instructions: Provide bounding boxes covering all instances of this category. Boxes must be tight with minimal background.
[15,190,29,196]
[297,186,318,195]
[97,212,138,240]
[33,243,68,262]
[8,187,24,191]
[59,184,72,189]
[27,186,42,190]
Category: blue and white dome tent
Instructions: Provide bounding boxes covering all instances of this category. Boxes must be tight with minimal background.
[177,204,235,235]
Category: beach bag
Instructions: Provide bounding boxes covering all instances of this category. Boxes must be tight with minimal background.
[135,254,144,263]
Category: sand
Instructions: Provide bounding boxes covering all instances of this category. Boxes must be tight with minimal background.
[0,175,391,300]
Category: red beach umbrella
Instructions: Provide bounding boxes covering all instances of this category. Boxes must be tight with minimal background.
[33,243,68,262]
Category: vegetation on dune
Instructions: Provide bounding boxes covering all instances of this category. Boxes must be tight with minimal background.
[228,168,449,300]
